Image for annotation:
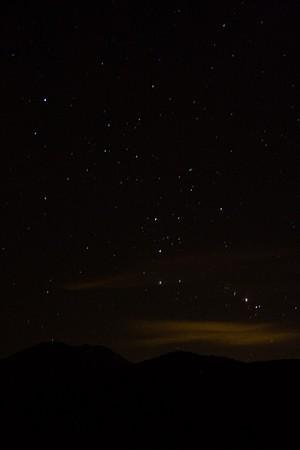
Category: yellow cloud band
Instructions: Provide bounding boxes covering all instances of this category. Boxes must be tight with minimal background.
[133,320,298,347]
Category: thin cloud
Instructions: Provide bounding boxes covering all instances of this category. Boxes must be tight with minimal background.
[64,247,298,292]
[132,320,299,347]
[64,272,146,290]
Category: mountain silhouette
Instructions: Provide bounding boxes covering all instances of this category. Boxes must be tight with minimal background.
[0,342,299,448]
[4,341,130,372]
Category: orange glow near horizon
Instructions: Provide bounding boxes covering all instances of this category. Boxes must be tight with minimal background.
[132,320,299,347]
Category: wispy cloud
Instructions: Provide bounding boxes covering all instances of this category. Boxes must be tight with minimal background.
[64,247,298,292]
[64,272,146,290]
[131,320,299,347]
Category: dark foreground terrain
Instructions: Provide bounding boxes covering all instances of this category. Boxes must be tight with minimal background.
[0,342,298,448]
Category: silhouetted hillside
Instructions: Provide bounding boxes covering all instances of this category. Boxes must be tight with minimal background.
[4,341,130,372]
[0,343,299,448]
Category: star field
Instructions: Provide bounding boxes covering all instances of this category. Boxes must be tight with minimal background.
[1,1,300,361]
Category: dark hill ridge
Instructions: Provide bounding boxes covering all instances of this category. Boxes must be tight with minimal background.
[0,342,299,448]
[137,350,245,372]
[4,341,130,371]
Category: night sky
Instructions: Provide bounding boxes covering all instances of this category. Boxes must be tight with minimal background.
[1,1,300,361]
